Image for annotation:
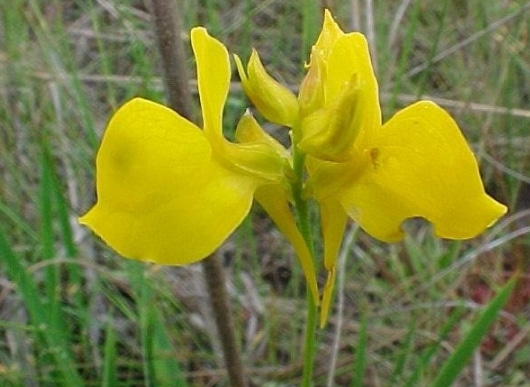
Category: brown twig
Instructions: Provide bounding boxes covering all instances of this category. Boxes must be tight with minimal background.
[202,254,248,387]
[147,0,247,386]
[148,0,193,120]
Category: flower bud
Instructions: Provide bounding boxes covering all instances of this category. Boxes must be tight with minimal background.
[234,51,299,127]
[298,48,326,117]
[299,73,363,161]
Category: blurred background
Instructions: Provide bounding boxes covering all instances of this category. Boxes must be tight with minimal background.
[0,0,529,385]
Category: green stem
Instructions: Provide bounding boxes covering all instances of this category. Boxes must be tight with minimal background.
[302,291,318,386]
[291,142,318,386]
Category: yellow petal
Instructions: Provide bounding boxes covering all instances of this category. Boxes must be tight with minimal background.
[324,32,381,132]
[191,27,230,139]
[235,111,289,160]
[234,51,299,127]
[312,9,344,61]
[299,47,326,117]
[79,98,257,265]
[254,185,319,305]
[299,31,381,161]
[217,113,288,182]
[320,200,348,274]
[319,199,348,327]
[191,28,285,184]
[321,269,336,328]
[299,73,363,162]
[336,101,507,241]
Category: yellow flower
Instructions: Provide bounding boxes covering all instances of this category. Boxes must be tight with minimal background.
[81,10,507,327]
[79,28,287,266]
[80,27,321,303]
[235,10,507,325]
[310,99,508,324]
[304,14,506,239]
[298,13,380,163]
[312,12,507,325]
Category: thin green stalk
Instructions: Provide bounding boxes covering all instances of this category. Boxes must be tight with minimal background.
[292,151,312,243]
[291,142,318,387]
[302,292,318,386]
[148,1,247,385]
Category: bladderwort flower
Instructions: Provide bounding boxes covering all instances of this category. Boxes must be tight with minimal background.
[235,10,507,325]
[81,11,506,328]
[79,27,320,303]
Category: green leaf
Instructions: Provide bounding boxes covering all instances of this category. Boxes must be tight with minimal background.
[432,277,516,387]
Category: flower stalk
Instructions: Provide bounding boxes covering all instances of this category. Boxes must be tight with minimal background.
[290,138,318,386]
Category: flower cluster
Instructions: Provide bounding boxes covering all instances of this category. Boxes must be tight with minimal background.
[80,10,506,325]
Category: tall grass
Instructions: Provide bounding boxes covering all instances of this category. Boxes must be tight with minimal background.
[0,0,529,385]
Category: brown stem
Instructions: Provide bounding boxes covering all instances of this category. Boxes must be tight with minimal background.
[147,1,247,386]
[202,254,248,387]
[148,0,194,120]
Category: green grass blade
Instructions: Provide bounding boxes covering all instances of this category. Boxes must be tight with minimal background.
[39,147,56,261]
[38,147,86,385]
[152,311,187,386]
[351,311,369,387]
[102,317,118,387]
[388,318,417,384]
[432,277,517,387]
[302,0,320,64]
[406,305,465,386]
[0,199,39,241]
[44,146,85,307]
[0,226,84,385]
[0,228,45,333]
[126,261,153,386]
[135,268,187,386]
